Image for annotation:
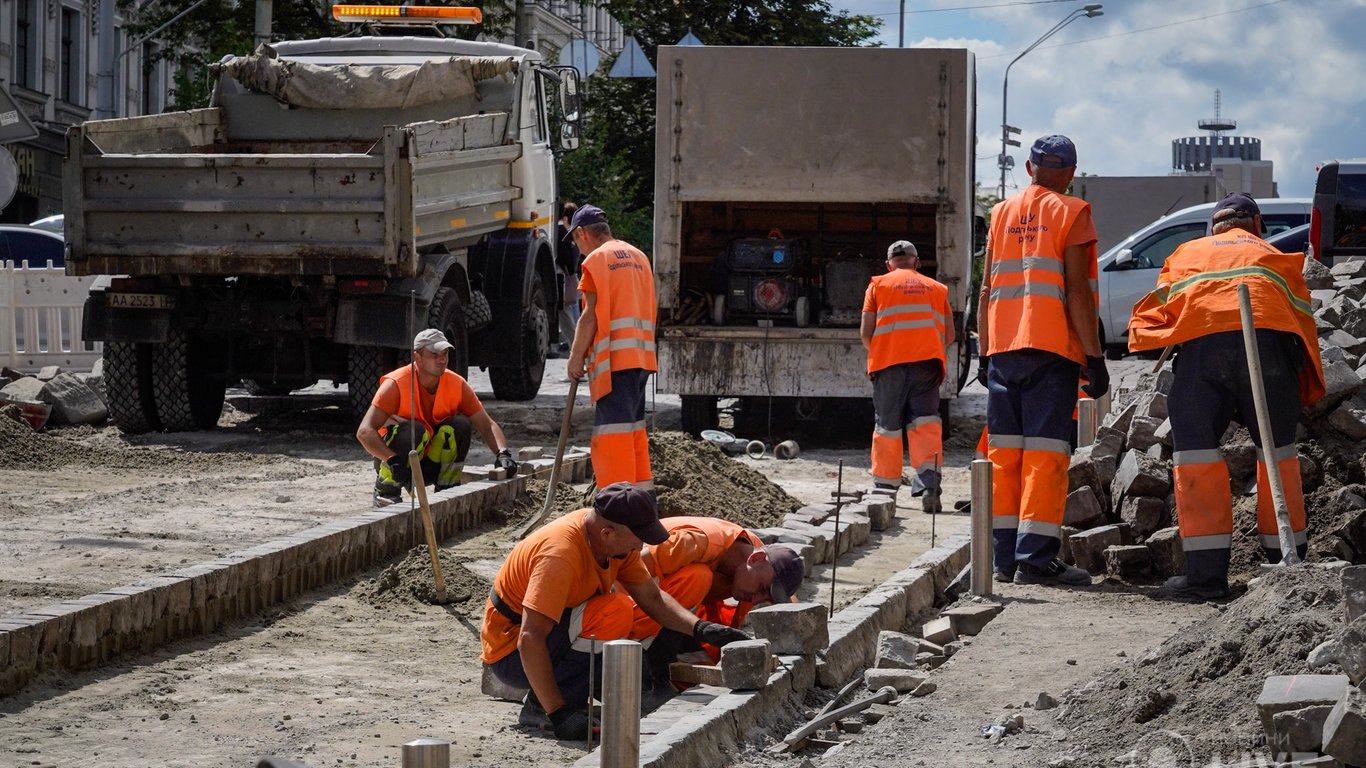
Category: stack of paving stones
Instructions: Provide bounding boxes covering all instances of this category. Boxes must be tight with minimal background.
[1257,566,1366,767]
[751,495,896,572]
[0,364,108,427]
[1065,256,1366,583]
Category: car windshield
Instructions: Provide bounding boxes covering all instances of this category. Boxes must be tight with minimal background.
[1336,172,1366,248]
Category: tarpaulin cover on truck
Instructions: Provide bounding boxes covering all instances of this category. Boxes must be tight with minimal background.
[219,45,518,110]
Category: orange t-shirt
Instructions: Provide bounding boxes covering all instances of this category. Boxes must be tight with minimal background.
[649,516,763,621]
[481,508,651,663]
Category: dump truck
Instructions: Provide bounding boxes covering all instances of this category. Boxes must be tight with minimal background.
[66,8,580,433]
[651,46,980,435]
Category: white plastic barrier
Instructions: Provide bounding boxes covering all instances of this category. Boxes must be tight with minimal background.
[0,260,102,373]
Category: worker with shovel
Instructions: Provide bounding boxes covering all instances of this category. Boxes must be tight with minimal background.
[356,329,518,506]
[626,516,803,708]
[1128,193,1324,599]
[860,240,955,513]
[482,484,749,738]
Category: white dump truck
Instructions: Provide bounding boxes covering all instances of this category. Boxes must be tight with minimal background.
[66,7,580,432]
[651,46,981,434]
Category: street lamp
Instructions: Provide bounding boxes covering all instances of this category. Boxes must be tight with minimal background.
[997,3,1103,199]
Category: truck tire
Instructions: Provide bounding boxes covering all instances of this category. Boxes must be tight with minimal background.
[152,327,227,432]
[680,395,719,437]
[427,287,470,379]
[489,273,548,401]
[103,341,162,434]
[464,290,493,333]
[348,345,402,420]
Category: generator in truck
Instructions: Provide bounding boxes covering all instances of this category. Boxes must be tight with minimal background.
[66,5,580,432]
[652,46,979,435]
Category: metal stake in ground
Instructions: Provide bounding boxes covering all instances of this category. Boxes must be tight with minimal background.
[408,450,448,603]
[515,378,579,540]
[587,634,596,748]
[930,451,940,548]
[1237,284,1301,565]
[830,459,843,618]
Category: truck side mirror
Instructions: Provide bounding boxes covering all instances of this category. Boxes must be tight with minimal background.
[559,68,580,124]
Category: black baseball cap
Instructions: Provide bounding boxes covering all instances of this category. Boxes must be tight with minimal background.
[1213,192,1261,220]
[563,203,608,241]
[765,544,804,603]
[594,482,668,545]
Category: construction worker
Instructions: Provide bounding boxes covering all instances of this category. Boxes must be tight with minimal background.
[565,204,657,491]
[627,516,804,707]
[861,240,955,513]
[481,483,750,738]
[977,135,1105,587]
[1128,193,1324,599]
[356,328,518,506]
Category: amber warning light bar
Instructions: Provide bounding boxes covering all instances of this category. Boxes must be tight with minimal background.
[331,5,483,24]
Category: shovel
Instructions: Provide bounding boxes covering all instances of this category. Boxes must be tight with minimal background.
[516,377,579,539]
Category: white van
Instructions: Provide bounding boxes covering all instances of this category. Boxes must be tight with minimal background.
[1097,198,1312,357]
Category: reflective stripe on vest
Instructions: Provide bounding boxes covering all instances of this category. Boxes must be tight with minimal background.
[866,269,950,374]
[582,239,658,401]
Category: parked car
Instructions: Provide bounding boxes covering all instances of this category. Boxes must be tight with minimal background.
[1097,198,1311,357]
[1266,222,1311,254]
[1310,159,1366,265]
[0,224,64,267]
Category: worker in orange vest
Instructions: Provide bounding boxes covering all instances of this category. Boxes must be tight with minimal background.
[977,135,1105,587]
[356,328,518,506]
[565,204,658,491]
[1128,193,1324,599]
[860,240,955,513]
[627,516,803,708]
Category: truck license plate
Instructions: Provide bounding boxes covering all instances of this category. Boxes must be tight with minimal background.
[108,292,174,310]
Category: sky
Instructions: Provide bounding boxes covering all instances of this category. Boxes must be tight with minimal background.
[825,0,1366,198]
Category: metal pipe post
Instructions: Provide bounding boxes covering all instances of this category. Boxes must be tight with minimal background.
[401,738,450,768]
[1076,397,1098,448]
[600,640,642,768]
[970,459,994,596]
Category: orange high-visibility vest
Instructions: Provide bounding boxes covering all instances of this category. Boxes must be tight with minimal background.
[378,365,468,436]
[1128,232,1325,406]
[985,185,1097,364]
[865,268,951,375]
[581,239,658,401]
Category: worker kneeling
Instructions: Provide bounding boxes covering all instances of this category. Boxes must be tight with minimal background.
[860,240,955,513]
[1128,193,1325,600]
[480,484,751,739]
[627,516,804,709]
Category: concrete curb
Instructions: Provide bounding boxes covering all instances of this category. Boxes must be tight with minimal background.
[0,454,590,698]
[572,533,971,767]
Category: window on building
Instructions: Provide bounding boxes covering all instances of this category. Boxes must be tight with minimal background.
[141,43,163,115]
[15,0,36,89]
[60,7,82,105]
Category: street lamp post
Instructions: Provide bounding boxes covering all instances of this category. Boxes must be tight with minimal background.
[998,4,1103,199]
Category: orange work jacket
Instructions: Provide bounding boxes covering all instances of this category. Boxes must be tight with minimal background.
[580,239,657,401]
[985,185,1097,364]
[864,268,951,375]
[1127,231,1325,406]
[378,365,468,437]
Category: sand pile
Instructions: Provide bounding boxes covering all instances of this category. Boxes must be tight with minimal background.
[0,416,284,473]
[648,431,800,528]
[355,546,490,616]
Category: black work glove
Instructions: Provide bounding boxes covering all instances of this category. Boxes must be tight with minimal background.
[1082,355,1110,399]
[693,620,751,648]
[385,456,412,487]
[976,355,990,389]
[495,449,519,475]
[548,706,593,741]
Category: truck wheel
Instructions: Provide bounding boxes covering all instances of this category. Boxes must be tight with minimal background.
[347,345,402,420]
[490,273,548,401]
[152,327,227,432]
[463,290,493,333]
[103,341,162,434]
[680,395,719,437]
[427,287,470,378]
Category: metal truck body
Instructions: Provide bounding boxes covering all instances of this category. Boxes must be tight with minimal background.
[651,46,978,433]
[66,35,578,432]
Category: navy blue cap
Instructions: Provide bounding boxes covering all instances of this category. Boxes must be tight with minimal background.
[1029,134,1077,169]
[1213,192,1261,220]
[563,203,608,241]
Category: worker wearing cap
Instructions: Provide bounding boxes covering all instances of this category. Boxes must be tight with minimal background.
[565,204,658,491]
[356,328,519,506]
[861,240,955,513]
[481,483,750,739]
[626,516,803,706]
[977,135,1104,587]
[1128,193,1324,599]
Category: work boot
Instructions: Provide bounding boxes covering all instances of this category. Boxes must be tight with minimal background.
[873,481,899,496]
[518,691,552,730]
[921,489,942,515]
[1154,575,1230,601]
[1155,548,1230,601]
[993,565,1016,584]
[1014,558,1091,587]
[373,487,402,508]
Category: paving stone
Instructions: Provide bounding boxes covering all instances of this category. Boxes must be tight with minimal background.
[1332,260,1366,278]
[1316,313,1340,336]
[1102,399,1139,435]
[1340,616,1366,685]
[1093,431,1125,489]
[1064,486,1106,528]
[1308,640,1341,671]
[941,604,1003,637]
[1060,526,1080,565]
[1111,450,1173,507]
[1069,447,1102,494]
[921,616,956,645]
[1320,340,1359,370]
[0,376,43,403]
[720,639,771,690]
[862,497,895,531]
[1120,495,1168,540]
[1328,403,1366,440]
[864,668,926,693]
[1104,545,1153,581]
[1257,675,1351,736]
[1305,256,1336,290]
[1270,705,1334,759]
[1346,566,1366,623]
[1322,685,1366,767]
[515,446,544,461]
[1070,525,1127,574]
[911,680,937,697]
[747,602,828,655]
[1342,308,1366,340]
[1139,391,1169,421]
[1127,415,1164,453]
[874,630,921,669]
[1308,361,1364,417]
[751,527,786,545]
[1312,289,1340,309]
[1146,527,1186,578]
[34,372,107,425]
